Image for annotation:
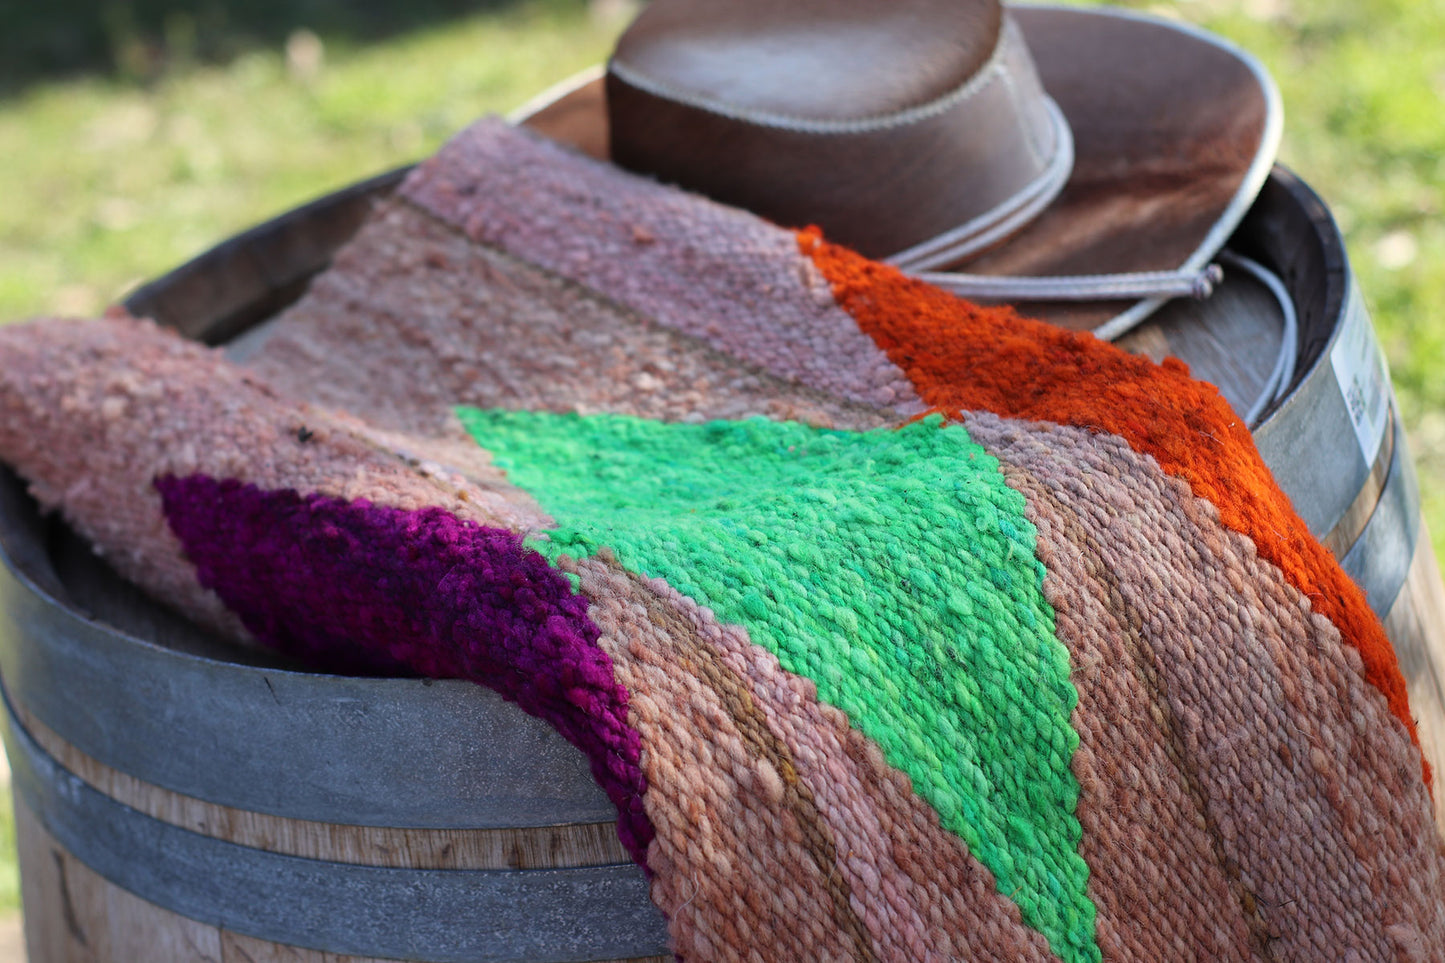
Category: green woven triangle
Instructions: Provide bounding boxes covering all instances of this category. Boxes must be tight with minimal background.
[460,408,1100,963]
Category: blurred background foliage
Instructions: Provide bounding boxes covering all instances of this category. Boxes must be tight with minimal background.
[0,0,1439,916]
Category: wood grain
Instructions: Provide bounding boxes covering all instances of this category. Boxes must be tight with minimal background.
[519,76,610,162]
[12,702,629,872]
[1384,522,1445,838]
[17,796,224,963]
[219,929,429,963]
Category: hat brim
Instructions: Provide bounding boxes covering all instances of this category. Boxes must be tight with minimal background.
[513,3,1282,337]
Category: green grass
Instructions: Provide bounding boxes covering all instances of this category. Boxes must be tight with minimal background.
[0,0,1440,917]
[0,0,627,321]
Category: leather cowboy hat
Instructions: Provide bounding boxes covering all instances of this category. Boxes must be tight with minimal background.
[512,0,1282,339]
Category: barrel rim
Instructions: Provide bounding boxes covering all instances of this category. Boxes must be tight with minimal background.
[124,164,412,345]
[120,159,1346,427]
[0,466,439,684]
[121,158,1350,423]
[2,161,1385,676]
[1247,166,1349,429]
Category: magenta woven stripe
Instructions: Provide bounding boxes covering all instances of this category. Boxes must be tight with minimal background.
[155,474,655,867]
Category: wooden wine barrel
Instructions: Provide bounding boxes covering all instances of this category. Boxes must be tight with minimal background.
[1,146,1443,963]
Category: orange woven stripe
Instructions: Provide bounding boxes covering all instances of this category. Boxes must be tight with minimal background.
[799,228,1427,785]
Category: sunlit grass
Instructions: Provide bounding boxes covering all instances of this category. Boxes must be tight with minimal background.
[0,0,625,321]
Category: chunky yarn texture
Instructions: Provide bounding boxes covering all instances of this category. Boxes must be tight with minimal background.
[460,409,1093,958]
[799,230,1424,781]
[0,116,1442,962]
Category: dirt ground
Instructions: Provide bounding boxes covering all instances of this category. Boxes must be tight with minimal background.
[0,915,23,962]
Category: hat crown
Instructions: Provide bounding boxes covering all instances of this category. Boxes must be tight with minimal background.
[607,0,1071,261]
[612,0,1002,123]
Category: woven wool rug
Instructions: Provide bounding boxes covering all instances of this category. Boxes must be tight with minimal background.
[1,118,1443,962]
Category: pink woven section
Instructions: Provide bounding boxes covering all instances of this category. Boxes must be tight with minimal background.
[246,200,895,436]
[965,411,1445,961]
[570,555,1060,963]
[399,118,922,414]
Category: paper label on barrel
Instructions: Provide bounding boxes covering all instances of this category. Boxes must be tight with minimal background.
[1330,285,1392,467]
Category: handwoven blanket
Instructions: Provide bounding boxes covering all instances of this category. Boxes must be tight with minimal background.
[1,118,1443,962]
